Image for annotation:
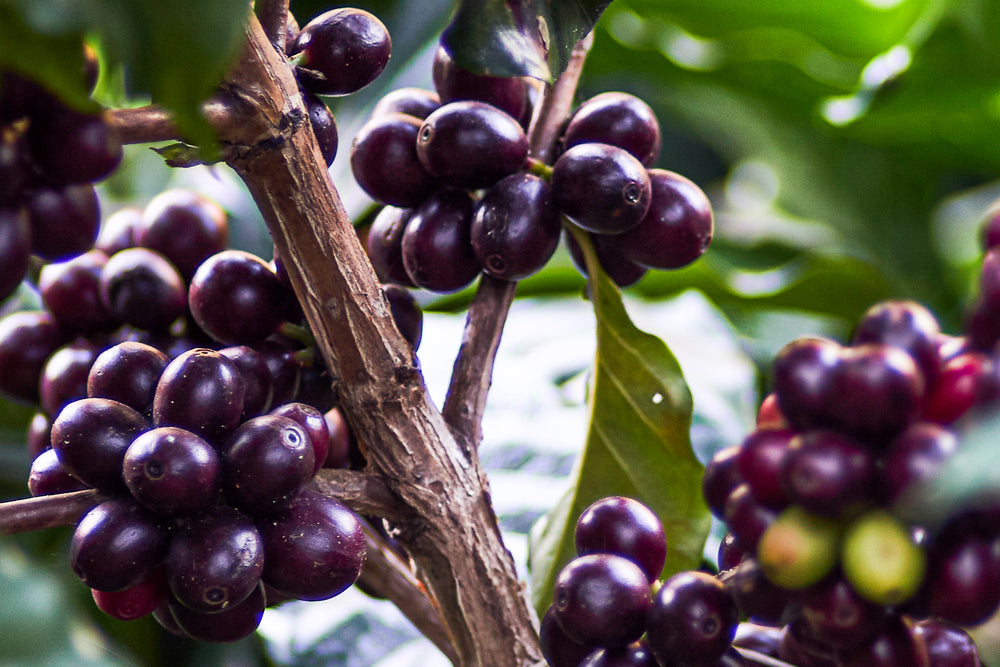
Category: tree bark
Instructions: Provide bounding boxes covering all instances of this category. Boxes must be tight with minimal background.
[221,14,542,666]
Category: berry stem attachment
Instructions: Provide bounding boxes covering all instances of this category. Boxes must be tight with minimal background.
[525,157,553,180]
[279,320,317,347]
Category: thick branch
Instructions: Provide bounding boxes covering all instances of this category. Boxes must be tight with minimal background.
[0,489,102,535]
[255,0,290,53]
[441,35,594,451]
[221,15,541,666]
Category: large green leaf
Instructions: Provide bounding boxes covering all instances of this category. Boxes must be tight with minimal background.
[528,229,711,616]
[0,0,248,148]
[440,0,612,80]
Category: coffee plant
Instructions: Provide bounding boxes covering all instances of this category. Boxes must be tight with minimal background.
[1,0,1000,665]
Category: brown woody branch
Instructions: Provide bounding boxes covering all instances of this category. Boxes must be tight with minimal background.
[219,14,542,665]
[441,34,594,453]
[0,489,103,535]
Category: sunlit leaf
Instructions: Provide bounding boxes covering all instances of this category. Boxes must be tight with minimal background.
[528,229,711,616]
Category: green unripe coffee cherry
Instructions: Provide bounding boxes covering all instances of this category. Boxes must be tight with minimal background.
[757,505,840,590]
[841,509,925,606]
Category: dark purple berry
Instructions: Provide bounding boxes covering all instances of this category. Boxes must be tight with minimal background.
[51,397,149,492]
[71,497,170,591]
[28,447,88,496]
[431,46,529,121]
[646,570,738,665]
[123,427,220,515]
[575,496,666,583]
[258,489,366,601]
[137,189,228,280]
[563,92,661,166]
[26,183,100,261]
[552,553,651,649]
[366,206,415,287]
[372,87,440,120]
[351,113,437,207]
[87,341,169,415]
[401,187,480,293]
[39,250,113,334]
[292,8,391,96]
[416,100,528,189]
[153,348,246,443]
[0,207,30,302]
[99,247,188,331]
[552,143,651,235]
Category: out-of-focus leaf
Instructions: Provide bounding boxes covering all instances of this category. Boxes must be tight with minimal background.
[0,0,248,148]
[441,0,613,80]
[0,4,93,111]
[528,230,710,616]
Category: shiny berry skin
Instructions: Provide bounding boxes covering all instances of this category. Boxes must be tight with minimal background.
[258,489,366,601]
[27,183,100,261]
[303,89,337,166]
[51,397,149,492]
[87,341,169,415]
[881,422,958,505]
[269,402,329,475]
[470,173,561,281]
[923,522,1000,626]
[383,284,423,351]
[153,348,246,443]
[137,189,228,280]
[123,427,220,515]
[771,337,842,432]
[723,483,777,552]
[574,496,666,583]
[189,250,287,345]
[702,445,744,520]
[646,570,738,665]
[366,205,415,287]
[91,570,168,621]
[292,8,391,96]
[400,187,480,293]
[539,605,593,667]
[852,299,941,384]
[39,340,101,417]
[168,581,265,643]
[27,107,122,185]
[221,414,314,515]
[913,619,980,667]
[351,112,437,207]
[779,430,874,516]
[167,505,264,613]
[431,45,529,121]
[416,100,528,190]
[923,352,989,424]
[564,229,648,288]
[563,92,661,166]
[28,447,88,496]
[0,310,65,404]
[618,169,713,270]
[834,614,930,667]
[579,642,660,667]
[372,87,440,120]
[99,247,188,331]
[0,207,30,302]
[552,143,652,235]
[552,553,652,649]
[39,250,113,334]
[798,574,885,651]
[736,428,795,509]
[71,497,170,591]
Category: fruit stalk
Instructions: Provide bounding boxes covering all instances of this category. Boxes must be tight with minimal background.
[221,13,541,665]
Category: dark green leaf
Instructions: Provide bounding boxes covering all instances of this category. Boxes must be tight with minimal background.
[528,228,711,616]
[0,0,248,149]
[441,0,612,80]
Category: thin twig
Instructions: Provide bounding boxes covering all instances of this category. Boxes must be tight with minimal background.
[0,489,103,535]
[313,468,408,522]
[107,98,240,145]
[441,33,595,455]
[357,520,458,663]
[255,0,290,54]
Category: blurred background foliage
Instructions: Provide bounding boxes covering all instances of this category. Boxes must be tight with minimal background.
[2,0,1000,664]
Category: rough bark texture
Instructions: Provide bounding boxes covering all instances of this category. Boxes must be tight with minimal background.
[221,15,541,666]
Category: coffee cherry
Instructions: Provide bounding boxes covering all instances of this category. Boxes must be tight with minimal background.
[574,496,666,583]
[0,310,65,403]
[137,189,228,280]
[292,8,391,96]
[153,348,246,443]
[27,183,100,261]
[401,187,480,292]
[366,205,415,287]
[431,46,529,121]
[841,510,924,606]
[39,250,113,334]
[372,87,440,120]
[71,497,170,591]
[563,92,661,166]
[27,107,122,185]
[99,247,188,331]
[553,553,652,648]
[91,569,168,621]
[779,430,874,516]
[28,447,87,496]
[351,112,437,207]
[646,570,738,665]
[736,428,795,509]
[123,426,220,515]
[772,337,842,432]
[87,342,169,415]
[416,100,528,189]
[0,207,30,302]
[168,581,266,643]
[540,606,593,667]
[552,143,652,235]
[757,505,840,590]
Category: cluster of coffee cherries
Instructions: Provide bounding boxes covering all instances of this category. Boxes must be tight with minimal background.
[694,220,1000,665]
[0,186,428,640]
[540,496,746,666]
[282,6,392,167]
[352,45,714,294]
[0,46,123,304]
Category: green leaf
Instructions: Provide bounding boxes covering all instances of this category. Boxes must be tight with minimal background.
[527,228,711,616]
[0,0,248,149]
[441,0,613,80]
